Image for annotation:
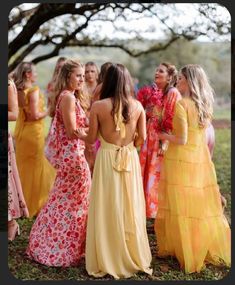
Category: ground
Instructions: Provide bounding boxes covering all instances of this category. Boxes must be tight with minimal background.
[8,115,231,281]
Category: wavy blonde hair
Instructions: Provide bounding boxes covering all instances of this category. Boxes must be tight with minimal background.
[13,62,34,91]
[48,59,87,117]
[180,64,214,127]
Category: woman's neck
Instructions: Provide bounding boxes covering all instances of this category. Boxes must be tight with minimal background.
[24,81,32,89]
[65,87,75,94]
[182,91,190,98]
[156,82,167,91]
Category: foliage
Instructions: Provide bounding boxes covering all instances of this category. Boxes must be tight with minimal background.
[28,40,230,104]
[8,127,231,281]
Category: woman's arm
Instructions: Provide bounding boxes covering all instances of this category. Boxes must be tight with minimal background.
[60,94,79,139]
[158,101,187,145]
[134,104,146,147]
[75,101,99,144]
[8,82,18,121]
[28,88,48,120]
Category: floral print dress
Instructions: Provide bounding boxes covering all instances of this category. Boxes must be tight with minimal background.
[26,90,91,267]
[137,84,180,218]
[8,132,29,220]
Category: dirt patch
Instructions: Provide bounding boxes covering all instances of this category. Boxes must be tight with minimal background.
[212,119,231,129]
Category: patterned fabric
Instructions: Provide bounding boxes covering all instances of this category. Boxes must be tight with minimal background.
[26,90,91,267]
[137,84,181,218]
[155,98,231,273]
[8,132,29,220]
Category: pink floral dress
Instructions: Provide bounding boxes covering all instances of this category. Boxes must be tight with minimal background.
[26,90,91,267]
[8,132,29,220]
[137,84,180,218]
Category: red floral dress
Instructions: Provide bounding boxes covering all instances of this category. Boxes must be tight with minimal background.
[137,84,180,218]
[26,90,91,267]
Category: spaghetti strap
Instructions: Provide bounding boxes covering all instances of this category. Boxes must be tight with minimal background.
[114,101,126,139]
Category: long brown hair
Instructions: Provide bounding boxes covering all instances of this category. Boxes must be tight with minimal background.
[100,63,134,124]
[98,62,112,84]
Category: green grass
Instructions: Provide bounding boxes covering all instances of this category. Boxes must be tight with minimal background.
[213,128,231,223]
[8,126,231,281]
[213,108,231,120]
[8,117,52,138]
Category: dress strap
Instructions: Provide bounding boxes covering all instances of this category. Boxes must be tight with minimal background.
[114,101,126,139]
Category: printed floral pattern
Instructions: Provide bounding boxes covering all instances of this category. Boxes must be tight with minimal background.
[137,84,180,218]
[8,132,29,220]
[26,90,91,267]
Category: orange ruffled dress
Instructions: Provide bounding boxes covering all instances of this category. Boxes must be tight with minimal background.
[155,97,231,273]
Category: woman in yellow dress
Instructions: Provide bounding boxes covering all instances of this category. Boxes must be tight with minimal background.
[154,64,231,273]
[13,62,56,217]
[76,63,152,279]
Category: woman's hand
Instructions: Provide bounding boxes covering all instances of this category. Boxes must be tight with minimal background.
[158,132,169,140]
[74,128,87,140]
[220,194,227,211]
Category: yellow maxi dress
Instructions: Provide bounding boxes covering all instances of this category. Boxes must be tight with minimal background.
[14,86,56,217]
[85,118,152,279]
[155,97,231,273]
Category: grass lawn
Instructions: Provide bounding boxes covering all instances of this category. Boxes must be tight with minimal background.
[213,107,231,120]
[8,126,231,281]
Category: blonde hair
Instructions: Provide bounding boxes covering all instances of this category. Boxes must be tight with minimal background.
[74,88,90,113]
[13,62,34,90]
[180,64,214,127]
[160,62,178,95]
[48,59,85,117]
[47,57,67,92]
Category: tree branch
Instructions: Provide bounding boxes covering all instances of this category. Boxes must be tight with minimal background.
[9,3,104,60]
[9,6,39,29]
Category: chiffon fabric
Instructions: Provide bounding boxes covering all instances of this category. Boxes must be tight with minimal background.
[26,90,91,267]
[8,132,29,220]
[14,86,56,217]
[155,97,231,273]
[86,111,152,279]
[137,84,181,218]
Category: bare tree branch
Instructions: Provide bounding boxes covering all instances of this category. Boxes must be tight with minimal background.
[8,3,230,72]
[9,6,39,29]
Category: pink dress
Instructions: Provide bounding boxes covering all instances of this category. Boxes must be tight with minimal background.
[205,123,215,158]
[26,90,91,267]
[8,132,29,220]
[137,84,181,218]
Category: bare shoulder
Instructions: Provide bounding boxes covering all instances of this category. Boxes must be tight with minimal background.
[92,98,111,112]
[168,87,181,98]
[135,99,144,111]
[131,98,144,113]
[60,91,76,108]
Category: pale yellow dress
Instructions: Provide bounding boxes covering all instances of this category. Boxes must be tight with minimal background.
[155,97,231,273]
[14,86,56,217]
[85,114,152,279]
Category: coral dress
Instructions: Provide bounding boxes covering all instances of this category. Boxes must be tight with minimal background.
[85,111,152,279]
[154,98,231,273]
[8,132,29,220]
[137,84,180,218]
[26,90,91,267]
[14,86,56,217]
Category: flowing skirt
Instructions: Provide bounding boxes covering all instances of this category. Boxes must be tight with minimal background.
[86,135,152,279]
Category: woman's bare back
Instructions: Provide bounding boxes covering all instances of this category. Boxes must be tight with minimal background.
[95,98,144,146]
